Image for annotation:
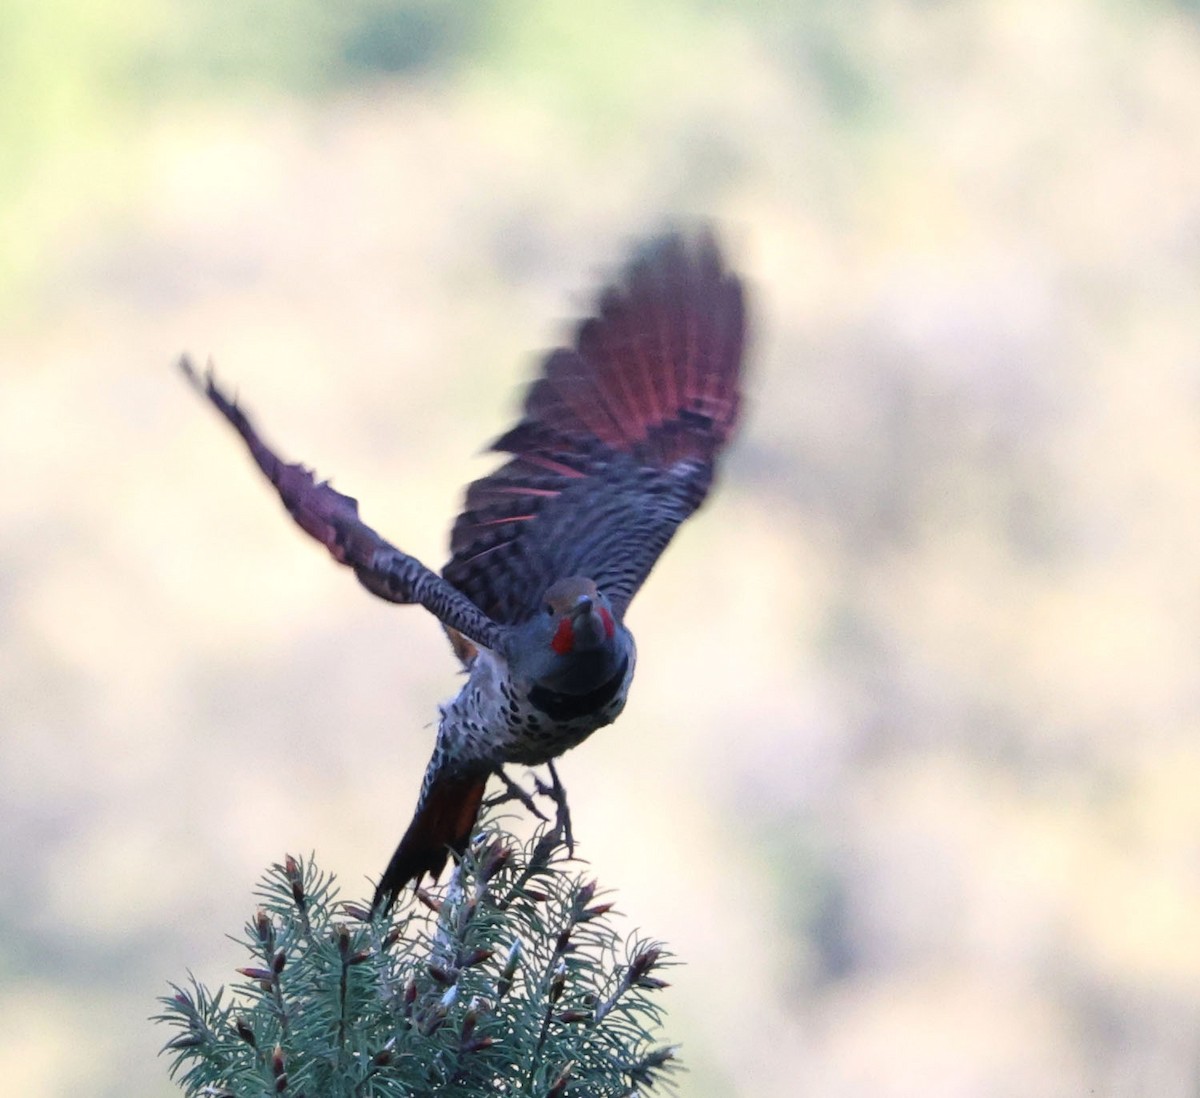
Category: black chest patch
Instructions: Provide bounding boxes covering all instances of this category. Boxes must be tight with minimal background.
[527,656,630,723]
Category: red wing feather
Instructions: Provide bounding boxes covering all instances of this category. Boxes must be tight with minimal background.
[444,230,747,624]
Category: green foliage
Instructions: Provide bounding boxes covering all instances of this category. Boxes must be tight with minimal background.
[155,817,680,1096]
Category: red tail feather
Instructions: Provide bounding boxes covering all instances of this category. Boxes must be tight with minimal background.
[371,771,488,915]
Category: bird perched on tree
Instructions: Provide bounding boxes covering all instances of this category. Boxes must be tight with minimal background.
[180,231,747,914]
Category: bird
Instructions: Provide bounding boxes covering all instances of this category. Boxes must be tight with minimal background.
[179,230,747,915]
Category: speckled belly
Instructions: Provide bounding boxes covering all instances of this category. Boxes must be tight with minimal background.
[439,647,636,769]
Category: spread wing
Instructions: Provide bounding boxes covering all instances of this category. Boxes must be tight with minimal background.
[443,231,747,624]
[179,357,507,654]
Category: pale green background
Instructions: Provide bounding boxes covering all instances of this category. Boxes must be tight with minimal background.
[5,1,1200,1094]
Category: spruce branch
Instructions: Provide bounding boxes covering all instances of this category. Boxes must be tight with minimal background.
[156,809,681,1097]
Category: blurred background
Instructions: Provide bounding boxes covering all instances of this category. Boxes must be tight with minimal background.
[4,1,1200,1094]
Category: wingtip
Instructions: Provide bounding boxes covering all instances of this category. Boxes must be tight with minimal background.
[176,353,226,402]
[621,222,732,282]
[176,352,201,388]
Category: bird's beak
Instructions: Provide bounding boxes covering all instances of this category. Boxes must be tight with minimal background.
[568,595,607,650]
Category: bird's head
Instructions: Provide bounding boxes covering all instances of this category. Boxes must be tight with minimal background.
[509,576,624,693]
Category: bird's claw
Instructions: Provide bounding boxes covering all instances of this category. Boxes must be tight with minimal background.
[542,761,575,857]
[486,764,575,856]
[485,769,550,822]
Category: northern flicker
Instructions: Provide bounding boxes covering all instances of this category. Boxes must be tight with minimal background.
[180,231,747,914]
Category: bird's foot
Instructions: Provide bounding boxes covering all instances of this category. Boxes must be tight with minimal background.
[536,761,575,857]
[485,764,574,856]
[485,768,550,822]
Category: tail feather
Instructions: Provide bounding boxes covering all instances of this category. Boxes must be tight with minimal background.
[371,768,488,916]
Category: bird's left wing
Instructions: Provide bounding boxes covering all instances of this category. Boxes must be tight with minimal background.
[179,357,506,654]
[443,232,747,625]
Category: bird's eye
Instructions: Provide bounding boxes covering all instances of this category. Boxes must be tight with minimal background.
[544,604,554,616]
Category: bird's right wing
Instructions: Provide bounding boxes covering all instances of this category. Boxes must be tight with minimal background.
[179,357,506,654]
